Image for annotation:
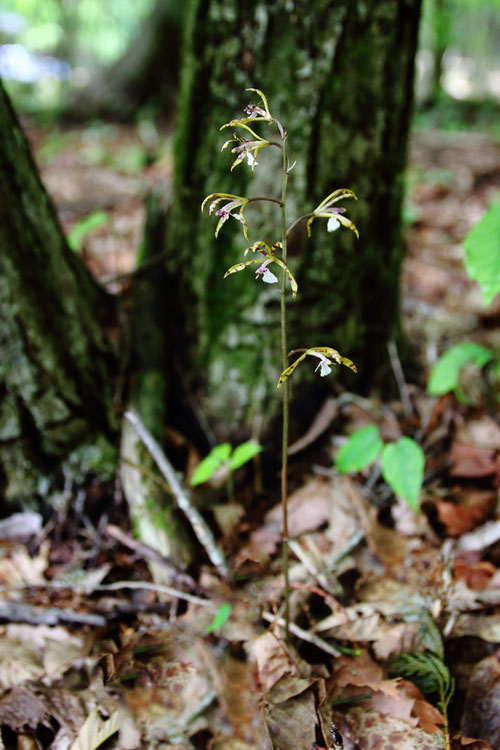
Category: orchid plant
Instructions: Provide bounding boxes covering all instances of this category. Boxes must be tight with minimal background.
[202,89,358,641]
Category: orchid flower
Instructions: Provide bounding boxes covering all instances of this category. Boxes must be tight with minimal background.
[201,193,250,240]
[220,88,286,141]
[221,134,269,171]
[277,347,357,389]
[223,241,297,297]
[307,188,359,238]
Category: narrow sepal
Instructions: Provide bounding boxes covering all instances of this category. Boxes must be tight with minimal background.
[224,259,262,277]
[272,257,298,298]
[277,353,307,389]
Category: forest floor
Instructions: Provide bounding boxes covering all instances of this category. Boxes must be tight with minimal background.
[0,118,499,750]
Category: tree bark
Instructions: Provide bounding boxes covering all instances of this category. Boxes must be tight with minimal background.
[0,79,116,502]
[164,0,422,438]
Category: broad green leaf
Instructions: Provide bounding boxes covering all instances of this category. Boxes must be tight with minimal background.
[68,211,109,251]
[206,603,233,633]
[190,443,232,487]
[229,440,262,471]
[463,203,500,305]
[335,425,383,473]
[427,342,494,396]
[381,438,425,512]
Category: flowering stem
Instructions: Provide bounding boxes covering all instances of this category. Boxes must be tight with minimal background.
[286,212,313,236]
[280,138,290,643]
[246,196,283,207]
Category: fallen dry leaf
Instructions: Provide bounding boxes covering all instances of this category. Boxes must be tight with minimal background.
[461,653,500,749]
[450,442,500,478]
[454,559,496,590]
[436,499,488,536]
[250,631,296,693]
[341,707,440,749]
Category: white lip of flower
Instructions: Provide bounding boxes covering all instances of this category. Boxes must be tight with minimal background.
[311,352,333,377]
[327,217,340,232]
[246,151,258,167]
[255,260,278,284]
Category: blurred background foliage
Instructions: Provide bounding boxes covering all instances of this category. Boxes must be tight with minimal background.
[0,0,499,123]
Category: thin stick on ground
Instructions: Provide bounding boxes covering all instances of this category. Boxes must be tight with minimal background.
[124,410,229,578]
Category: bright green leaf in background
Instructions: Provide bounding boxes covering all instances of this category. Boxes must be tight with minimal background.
[335,425,383,473]
[463,202,500,305]
[427,341,494,396]
[190,443,231,487]
[229,440,262,471]
[206,603,232,633]
[381,437,425,512]
[68,210,109,251]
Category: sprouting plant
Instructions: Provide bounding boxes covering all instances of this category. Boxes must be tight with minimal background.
[190,440,262,501]
[334,425,425,512]
[427,202,500,404]
[202,89,358,641]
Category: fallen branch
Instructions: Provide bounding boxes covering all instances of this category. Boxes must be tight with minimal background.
[262,611,341,657]
[124,410,229,578]
[0,601,106,627]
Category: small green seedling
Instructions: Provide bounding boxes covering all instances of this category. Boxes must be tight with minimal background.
[463,202,500,306]
[190,441,262,500]
[426,202,500,403]
[206,602,233,634]
[427,341,495,401]
[68,210,109,252]
[335,425,424,512]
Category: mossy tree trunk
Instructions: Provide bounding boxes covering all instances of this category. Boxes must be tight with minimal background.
[165,0,421,439]
[0,80,116,502]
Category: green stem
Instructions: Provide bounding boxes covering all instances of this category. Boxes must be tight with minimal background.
[280,139,290,643]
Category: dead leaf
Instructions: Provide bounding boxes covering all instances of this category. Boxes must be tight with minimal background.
[461,653,500,749]
[450,614,500,642]
[450,442,500,478]
[454,559,496,590]
[250,631,295,693]
[69,708,120,750]
[436,499,488,536]
[0,685,50,731]
[0,638,43,688]
[342,707,440,750]
[265,476,332,537]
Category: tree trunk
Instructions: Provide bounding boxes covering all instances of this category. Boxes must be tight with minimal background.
[164,0,422,439]
[0,80,116,502]
[120,188,194,572]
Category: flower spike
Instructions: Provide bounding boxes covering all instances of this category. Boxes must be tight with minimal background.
[277,346,357,389]
[307,189,359,238]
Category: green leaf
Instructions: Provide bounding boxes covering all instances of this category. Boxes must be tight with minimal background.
[206,603,233,633]
[68,211,109,251]
[427,342,494,396]
[229,441,262,471]
[335,425,383,473]
[190,443,232,487]
[381,437,425,511]
[463,202,500,305]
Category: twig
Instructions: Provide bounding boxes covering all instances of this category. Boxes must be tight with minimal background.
[124,410,229,578]
[262,611,341,657]
[387,339,413,418]
[95,580,210,606]
[0,601,106,627]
